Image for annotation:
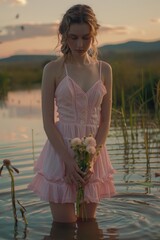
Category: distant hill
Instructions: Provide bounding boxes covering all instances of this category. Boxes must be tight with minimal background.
[99,40,160,54]
[0,54,56,63]
[0,40,160,63]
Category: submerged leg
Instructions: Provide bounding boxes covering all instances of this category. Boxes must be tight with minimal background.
[49,202,77,223]
[44,221,76,240]
[79,202,97,220]
[77,216,104,239]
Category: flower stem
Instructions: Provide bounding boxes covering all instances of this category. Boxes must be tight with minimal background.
[7,166,18,225]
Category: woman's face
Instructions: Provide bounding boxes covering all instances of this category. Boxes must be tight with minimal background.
[67,23,92,56]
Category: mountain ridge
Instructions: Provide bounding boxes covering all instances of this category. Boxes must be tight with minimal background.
[0,40,160,62]
[99,40,160,53]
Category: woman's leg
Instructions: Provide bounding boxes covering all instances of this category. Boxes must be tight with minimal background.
[79,202,97,219]
[77,218,104,240]
[49,202,77,223]
[44,221,76,240]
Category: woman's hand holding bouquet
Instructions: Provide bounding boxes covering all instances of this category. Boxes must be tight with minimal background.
[70,135,101,219]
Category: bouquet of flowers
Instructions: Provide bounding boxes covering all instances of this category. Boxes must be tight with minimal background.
[70,135,101,219]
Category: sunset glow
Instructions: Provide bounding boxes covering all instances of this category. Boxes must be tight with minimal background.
[0,0,160,58]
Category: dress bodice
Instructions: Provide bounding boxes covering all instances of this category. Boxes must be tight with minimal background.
[55,62,107,126]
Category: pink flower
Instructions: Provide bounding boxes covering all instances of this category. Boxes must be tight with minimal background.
[84,136,96,147]
[70,137,82,147]
[86,146,96,155]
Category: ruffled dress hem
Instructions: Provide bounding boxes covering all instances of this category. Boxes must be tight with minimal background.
[28,169,116,203]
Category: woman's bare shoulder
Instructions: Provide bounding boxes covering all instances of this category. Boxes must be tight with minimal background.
[100,60,112,73]
[43,57,64,74]
[100,60,112,85]
[42,57,64,89]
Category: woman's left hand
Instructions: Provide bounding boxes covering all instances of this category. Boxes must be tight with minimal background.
[83,166,94,185]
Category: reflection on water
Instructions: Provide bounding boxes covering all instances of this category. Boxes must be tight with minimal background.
[1,88,41,117]
[0,89,160,239]
[43,219,119,240]
[0,88,45,143]
[44,220,105,240]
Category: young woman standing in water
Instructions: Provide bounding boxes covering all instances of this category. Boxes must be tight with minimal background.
[28,4,116,223]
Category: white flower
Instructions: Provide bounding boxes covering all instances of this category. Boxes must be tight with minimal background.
[84,136,96,147]
[70,137,82,147]
[86,146,96,155]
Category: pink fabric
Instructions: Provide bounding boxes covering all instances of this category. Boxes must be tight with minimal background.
[28,64,116,203]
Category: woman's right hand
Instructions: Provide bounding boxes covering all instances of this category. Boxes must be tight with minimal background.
[64,159,85,186]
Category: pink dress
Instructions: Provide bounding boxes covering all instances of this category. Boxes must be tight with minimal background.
[28,61,116,203]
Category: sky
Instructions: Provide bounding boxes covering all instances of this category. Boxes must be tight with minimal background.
[0,0,160,58]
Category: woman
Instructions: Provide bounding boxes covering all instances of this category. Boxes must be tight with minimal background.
[28,4,116,223]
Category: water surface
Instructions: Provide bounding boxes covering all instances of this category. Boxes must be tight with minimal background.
[0,89,160,239]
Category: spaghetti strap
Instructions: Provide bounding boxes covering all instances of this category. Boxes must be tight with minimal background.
[64,64,68,76]
[99,61,102,80]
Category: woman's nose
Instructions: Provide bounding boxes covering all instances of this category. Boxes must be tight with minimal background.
[77,38,83,48]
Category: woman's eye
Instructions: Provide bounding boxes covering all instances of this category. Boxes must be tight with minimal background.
[83,37,90,40]
[68,35,91,40]
[83,36,91,40]
[69,36,77,40]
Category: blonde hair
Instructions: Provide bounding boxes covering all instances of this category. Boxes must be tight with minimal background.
[57,4,100,60]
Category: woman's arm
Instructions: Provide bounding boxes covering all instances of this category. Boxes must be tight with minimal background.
[95,61,112,146]
[41,60,84,185]
[42,61,69,160]
[84,62,112,183]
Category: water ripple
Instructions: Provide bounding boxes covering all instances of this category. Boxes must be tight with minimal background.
[0,140,160,239]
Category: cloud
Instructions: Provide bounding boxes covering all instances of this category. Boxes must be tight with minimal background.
[150,18,160,23]
[14,48,53,55]
[0,22,132,43]
[100,24,132,35]
[0,22,59,42]
[0,0,27,5]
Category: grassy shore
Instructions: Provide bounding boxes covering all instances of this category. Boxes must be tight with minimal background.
[0,51,160,113]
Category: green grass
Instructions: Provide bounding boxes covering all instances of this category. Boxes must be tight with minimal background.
[0,51,160,113]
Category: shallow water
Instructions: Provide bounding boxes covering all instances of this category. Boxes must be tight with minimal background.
[0,89,160,239]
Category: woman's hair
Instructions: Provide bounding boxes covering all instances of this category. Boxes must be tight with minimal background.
[57,4,100,60]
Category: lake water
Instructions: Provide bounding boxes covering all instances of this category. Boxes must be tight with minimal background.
[0,88,160,240]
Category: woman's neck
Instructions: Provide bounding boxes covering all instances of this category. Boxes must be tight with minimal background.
[65,53,96,66]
